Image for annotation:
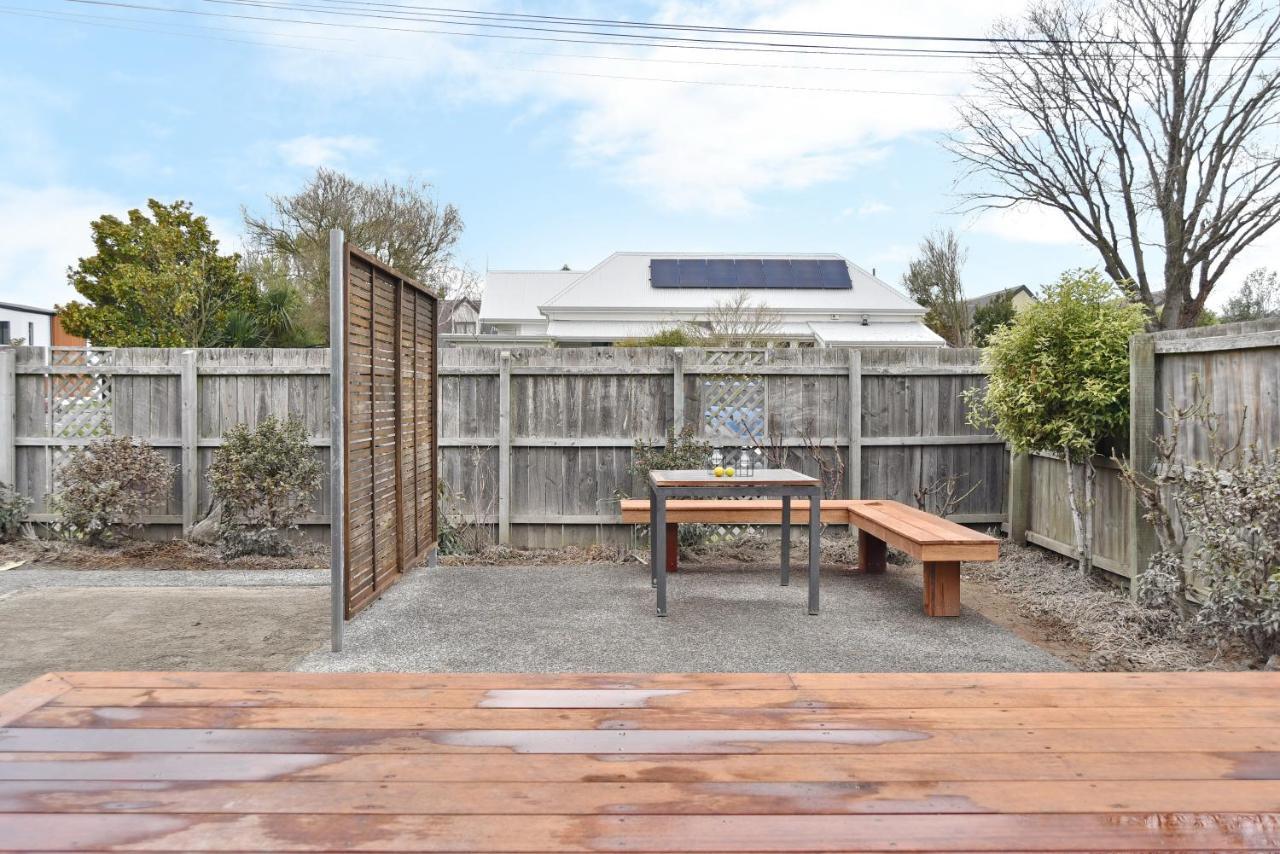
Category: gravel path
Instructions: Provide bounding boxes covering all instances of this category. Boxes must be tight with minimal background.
[299,561,1068,673]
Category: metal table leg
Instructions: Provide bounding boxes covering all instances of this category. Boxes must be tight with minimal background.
[649,484,657,589]
[807,485,820,615]
[780,494,791,586]
[654,490,668,617]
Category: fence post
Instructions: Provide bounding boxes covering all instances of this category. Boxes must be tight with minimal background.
[179,350,198,536]
[846,348,861,500]
[671,348,684,433]
[1008,452,1030,545]
[1128,332,1158,596]
[498,350,512,545]
[328,228,346,652]
[0,349,14,488]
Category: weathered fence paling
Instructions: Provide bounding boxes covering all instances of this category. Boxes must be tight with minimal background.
[3,346,333,538]
[438,346,1006,548]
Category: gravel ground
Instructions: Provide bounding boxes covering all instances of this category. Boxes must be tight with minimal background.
[299,561,1068,673]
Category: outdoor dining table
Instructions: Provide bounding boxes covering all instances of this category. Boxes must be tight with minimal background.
[648,468,823,617]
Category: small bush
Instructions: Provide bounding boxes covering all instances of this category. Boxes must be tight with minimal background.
[628,426,712,487]
[0,482,31,542]
[1139,446,1280,663]
[208,416,323,557]
[51,436,175,544]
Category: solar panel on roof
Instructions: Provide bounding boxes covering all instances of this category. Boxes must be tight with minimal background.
[734,259,765,287]
[761,259,793,287]
[648,258,851,289]
[677,258,709,286]
[706,258,736,286]
[650,259,679,287]
[818,259,853,287]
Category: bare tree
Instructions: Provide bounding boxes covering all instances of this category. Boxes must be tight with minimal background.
[243,168,464,342]
[952,0,1280,329]
[695,291,783,346]
[901,229,970,346]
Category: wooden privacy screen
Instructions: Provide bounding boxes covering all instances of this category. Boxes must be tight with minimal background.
[343,245,438,618]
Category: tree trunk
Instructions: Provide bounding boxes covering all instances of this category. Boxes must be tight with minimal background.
[1062,448,1093,577]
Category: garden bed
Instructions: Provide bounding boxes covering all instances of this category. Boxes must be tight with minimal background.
[0,538,327,572]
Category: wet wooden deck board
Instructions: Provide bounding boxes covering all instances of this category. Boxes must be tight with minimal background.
[0,671,1278,851]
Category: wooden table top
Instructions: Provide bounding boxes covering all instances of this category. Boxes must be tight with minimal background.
[650,468,820,487]
[2,670,1280,851]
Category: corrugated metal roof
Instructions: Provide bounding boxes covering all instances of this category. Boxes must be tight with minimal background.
[808,321,946,346]
[478,270,581,322]
[541,252,924,314]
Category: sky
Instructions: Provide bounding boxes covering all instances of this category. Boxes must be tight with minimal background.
[0,0,1276,312]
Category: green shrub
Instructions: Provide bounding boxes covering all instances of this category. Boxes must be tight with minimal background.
[0,482,31,542]
[967,270,1147,575]
[628,426,712,489]
[208,416,322,557]
[51,436,175,544]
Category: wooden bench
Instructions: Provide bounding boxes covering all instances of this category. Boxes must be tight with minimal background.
[619,497,999,617]
[847,500,999,617]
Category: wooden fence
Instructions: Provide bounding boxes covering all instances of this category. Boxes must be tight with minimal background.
[1010,318,1280,582]
[0,345,1006,547]
[438,346,1006,547]
[0,347,332,541]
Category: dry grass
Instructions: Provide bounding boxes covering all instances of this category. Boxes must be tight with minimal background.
[976,543,1242,671]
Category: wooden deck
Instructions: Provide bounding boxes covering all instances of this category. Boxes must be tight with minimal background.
[1,671,1279,851]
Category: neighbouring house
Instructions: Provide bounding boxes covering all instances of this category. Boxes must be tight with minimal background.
[438,296,481,334]
[445,252,944,348]
[0,302,86,348]
[963,285,1037,320]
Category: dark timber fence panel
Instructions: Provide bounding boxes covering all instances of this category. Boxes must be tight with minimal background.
[342,246,438,618]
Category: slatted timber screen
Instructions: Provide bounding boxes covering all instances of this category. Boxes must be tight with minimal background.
[343,245,438,618]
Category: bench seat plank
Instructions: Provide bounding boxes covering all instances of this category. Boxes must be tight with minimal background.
[619,499,857,525]
[847,500,999,563]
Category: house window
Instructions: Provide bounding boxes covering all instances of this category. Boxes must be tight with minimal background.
[27,322,34,345]
[0,322,9,345]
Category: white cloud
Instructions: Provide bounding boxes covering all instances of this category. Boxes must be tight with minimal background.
[277,134,378,169]
[969,202,1088,246]
[0,184,123,307]
[248,0,1026,215]
[855,201,892,217]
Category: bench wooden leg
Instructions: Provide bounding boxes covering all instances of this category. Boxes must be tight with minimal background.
[857,530,886,574]
[923,561,961,617]
[666,522,679,573]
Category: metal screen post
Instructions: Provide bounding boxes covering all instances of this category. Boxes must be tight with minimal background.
[329,229,346,652]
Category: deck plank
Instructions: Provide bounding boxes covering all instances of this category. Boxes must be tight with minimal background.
[46,686,1280,709]
[2,812,1279,851]
[15,704,1280,730]
[1,671,1278,852]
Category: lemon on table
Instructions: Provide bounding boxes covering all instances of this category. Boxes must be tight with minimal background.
[725,467,735,477]
[713,466,725,477]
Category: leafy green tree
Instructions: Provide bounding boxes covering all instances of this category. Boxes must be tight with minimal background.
[1220,268,1280,322]
[970,292,1017,347]
[967,269,1147,575]
[59,200,259,347]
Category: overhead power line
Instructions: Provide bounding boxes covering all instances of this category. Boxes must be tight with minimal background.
[297,0,1275,49]
[7,4,973,96]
